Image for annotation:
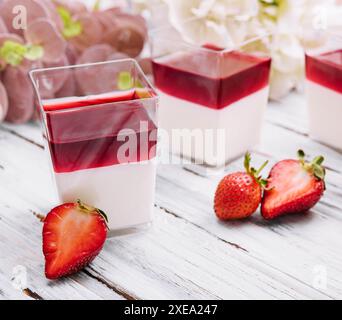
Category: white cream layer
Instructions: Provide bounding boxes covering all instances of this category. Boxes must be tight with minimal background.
[306,80,342,151]
[157,87,269,167]
[54,160,157,231]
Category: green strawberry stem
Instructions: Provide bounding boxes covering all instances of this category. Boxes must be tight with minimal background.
[76,199,109,226]
[244,152,269,188]
[255,160,269,177]
[297,150,325,181]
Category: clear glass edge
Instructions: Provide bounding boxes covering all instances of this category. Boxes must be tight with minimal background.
[148,16,273,54]
[29,58,159,115]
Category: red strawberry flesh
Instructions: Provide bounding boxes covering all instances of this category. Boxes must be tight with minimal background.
[262,157,325,219]
[43,202,107,279]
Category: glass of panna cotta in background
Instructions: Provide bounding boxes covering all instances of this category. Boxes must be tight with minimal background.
[150,21,271,168]
[30,59,158,234]
[305,31,342,150]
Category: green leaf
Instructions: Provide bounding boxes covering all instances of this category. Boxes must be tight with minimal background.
[256,160,269,177]
[136,79,144,88]
[297,149,305,160]
[312,164,325,180]
[260,179,269,189]
[312,155,324,166]
[24,44,44,61]
[0,41,44,66]
[93,0,101,11]
[118,71,133,90]
[0,40,27,66]
[298,149,326,181]
[97,209,109,224]
[244,152,251,173]
[242,151,269,189]
[57,6,83,39]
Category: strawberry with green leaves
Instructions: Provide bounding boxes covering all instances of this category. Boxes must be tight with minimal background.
[261,150,326,220]
[214,152,268,220]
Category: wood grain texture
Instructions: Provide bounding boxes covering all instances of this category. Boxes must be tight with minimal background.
[0,92,341,300]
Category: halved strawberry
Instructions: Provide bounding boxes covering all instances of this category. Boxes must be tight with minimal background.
[214,152,268,220]
[43,200,108,280]
[261,150,326,220]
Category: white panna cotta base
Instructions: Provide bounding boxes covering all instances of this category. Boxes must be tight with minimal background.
[306,80,342,151]
[54,160,157,231]
[158,87,269,167]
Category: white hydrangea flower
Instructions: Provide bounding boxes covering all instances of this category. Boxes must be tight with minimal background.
[166,0,259,47]
[269,33,304,99]
[259,0,339,99]
[135,0,341,100]
[131,0,169,28]
[264,5,304,99]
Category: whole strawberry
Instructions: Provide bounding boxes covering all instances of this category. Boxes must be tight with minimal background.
[43,200,108,280]
[261,150,326,220]
[214,152,268,220]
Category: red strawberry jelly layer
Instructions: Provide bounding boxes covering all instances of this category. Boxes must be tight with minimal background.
[152,50,271,109]
[306,49,342,94]
[43,90,157,173]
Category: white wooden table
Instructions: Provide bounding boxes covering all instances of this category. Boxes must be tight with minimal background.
[0,92,341,300]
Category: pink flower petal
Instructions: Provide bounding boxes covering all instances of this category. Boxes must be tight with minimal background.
[0,80,9,122]
[25,18,66,63]
[0,33,24,68]
[69,12,103,53]
[39,0,64,31]
[55,72,77,98]
[75,44,117,95]
[0,0,49,36]
[0,33,24,45]
[101,13,147,57]
[65,43,79,65]
[19,58,43,73]
[107,52,130,61]
[138,57,152,75]
[3,66,34,123]
[52,0,87,15]
[40,54,70,96]
[0,17,8,33]
[95,7,122,31]
[76,43,114,65]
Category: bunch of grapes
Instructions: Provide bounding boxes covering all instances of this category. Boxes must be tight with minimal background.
[0,0,148,123]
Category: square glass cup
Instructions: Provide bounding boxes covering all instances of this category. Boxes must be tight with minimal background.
[150,19,272,169]
[305,31,342,151]
[30,59,159,234]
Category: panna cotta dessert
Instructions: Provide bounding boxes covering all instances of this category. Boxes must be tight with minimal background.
[30,60,158,232]
[306,46,342,150]
[151,40,271,167]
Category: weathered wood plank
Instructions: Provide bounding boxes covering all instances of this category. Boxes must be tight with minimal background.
[266,92,309,136]
[0,122,43,149]
[156,162,342,299]
[0,92,341,299]
[0,271,31,300]
[0,129,127,300]
[0,121,335,300]
[150,99,342,300]
[0,200,125,300]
